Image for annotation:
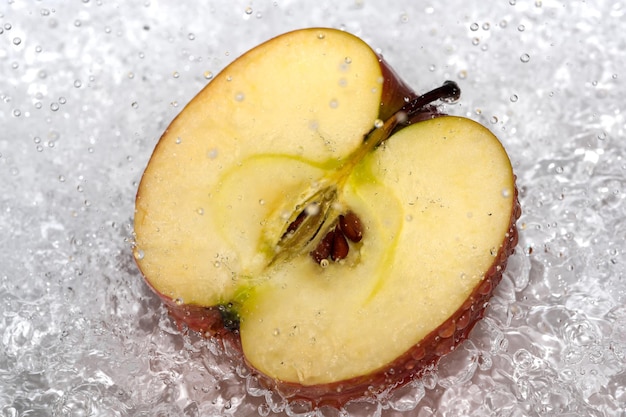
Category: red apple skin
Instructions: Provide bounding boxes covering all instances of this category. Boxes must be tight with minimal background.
[135,52,522,408]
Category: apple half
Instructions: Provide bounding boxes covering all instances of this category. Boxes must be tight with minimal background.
[133,28,520,408]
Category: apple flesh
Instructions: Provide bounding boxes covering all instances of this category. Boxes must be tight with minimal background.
[133,28,520,408]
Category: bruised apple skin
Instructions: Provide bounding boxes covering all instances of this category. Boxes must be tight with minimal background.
[133,28,521,408]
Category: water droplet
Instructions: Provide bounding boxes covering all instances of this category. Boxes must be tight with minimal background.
[344,56,352,64]
[612,73,618,79]
[4,23,12,30]
[510,94,518,102]
[458,70,467,79]
[175,137,182,144]
[405,214,413,222]
[172,71,180,78]
[174,298,184,306]
[134,249,145,260]
[273,328,280,336]
[470,22,479,31]
[12,37,21,46]
[74,20,81,27]
[520,53,530,63]
[597,131,607,140]
[188,33,195,40]
[374,119,384,128]
[329,99,338,109]
[535,0,542,7]
[509,0,516,5]
[517,24,525,32]
[317,32,325,39]
[131,101,138,109]
[428,64,436,72]
[204,71,213,80]
[12,109,21,117]
[213,261,221,268]
[235,92,245,102]
[258,199,265,205]
[207,148,218,159]
[399,12,409,23]
[244,6,253,15]
[502,188,511,198]
[58,175,66,182]
[490,116,498,124]
[482,23,490,30]
[472,37,480,46]
[50,103,59,111]
[320,259,329,268]
[59,97,66,105]
[499,20,508,28]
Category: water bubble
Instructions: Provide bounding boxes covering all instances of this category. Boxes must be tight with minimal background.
[520,53,530,63]
[320,259,329,268]
[509,0,516,5]
[213,261,221,268]
[490,116,498,124]
[405,214,413,222]
[134,249,145,260]
[317,32,325,39]
[597,131,607,140]
[612,73,618,79]
[175,137,182,144]
[502,188,511,198]
[174,298,184,306]
[131,101,138,109]
[258,199,265,205]
[518,24,525,32]
[470,23,479,31]
[400,12,409,23]
[482,23,490,30]
[58,175,66,182]
[12,109,21,117]
[429,64,436,72]
[535,0,542,7]
[50,103,59,111]
[374,119,384,128]
[472,37,480,46]
[244,6,253,15]
[74,20,81,27]
[188,33,195,40]
[273,328,280,336]
[59,97,66,105]
[12,37,21,46]
[344,56,352,64]
[172,71,180,78]
[458,70,467,79]
[235,92,245,102]
[4,23,12,30]
[329,99,338,109]
[203,71,213,80]
[510,94,518,102]
[499,20,508,28]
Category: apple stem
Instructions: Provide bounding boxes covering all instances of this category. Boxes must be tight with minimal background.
[399,80,460,120]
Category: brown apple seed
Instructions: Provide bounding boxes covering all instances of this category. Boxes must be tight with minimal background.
[283,210,307,237]
[331,226,349,261]
[339,211,363,243]
[310,229,334,264]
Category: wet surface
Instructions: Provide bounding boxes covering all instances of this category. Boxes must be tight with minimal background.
[1,1,624,416]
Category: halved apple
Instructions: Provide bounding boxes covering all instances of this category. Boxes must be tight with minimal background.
[133,28,520,408]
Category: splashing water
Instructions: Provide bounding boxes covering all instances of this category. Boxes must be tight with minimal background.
[0,1,624,416]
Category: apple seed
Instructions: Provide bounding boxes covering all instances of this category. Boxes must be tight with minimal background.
[338,211,363,243]
[310,229,335,264]
[330,225,349,261]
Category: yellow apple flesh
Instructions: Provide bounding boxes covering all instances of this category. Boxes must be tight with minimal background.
[133,28,520,407]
